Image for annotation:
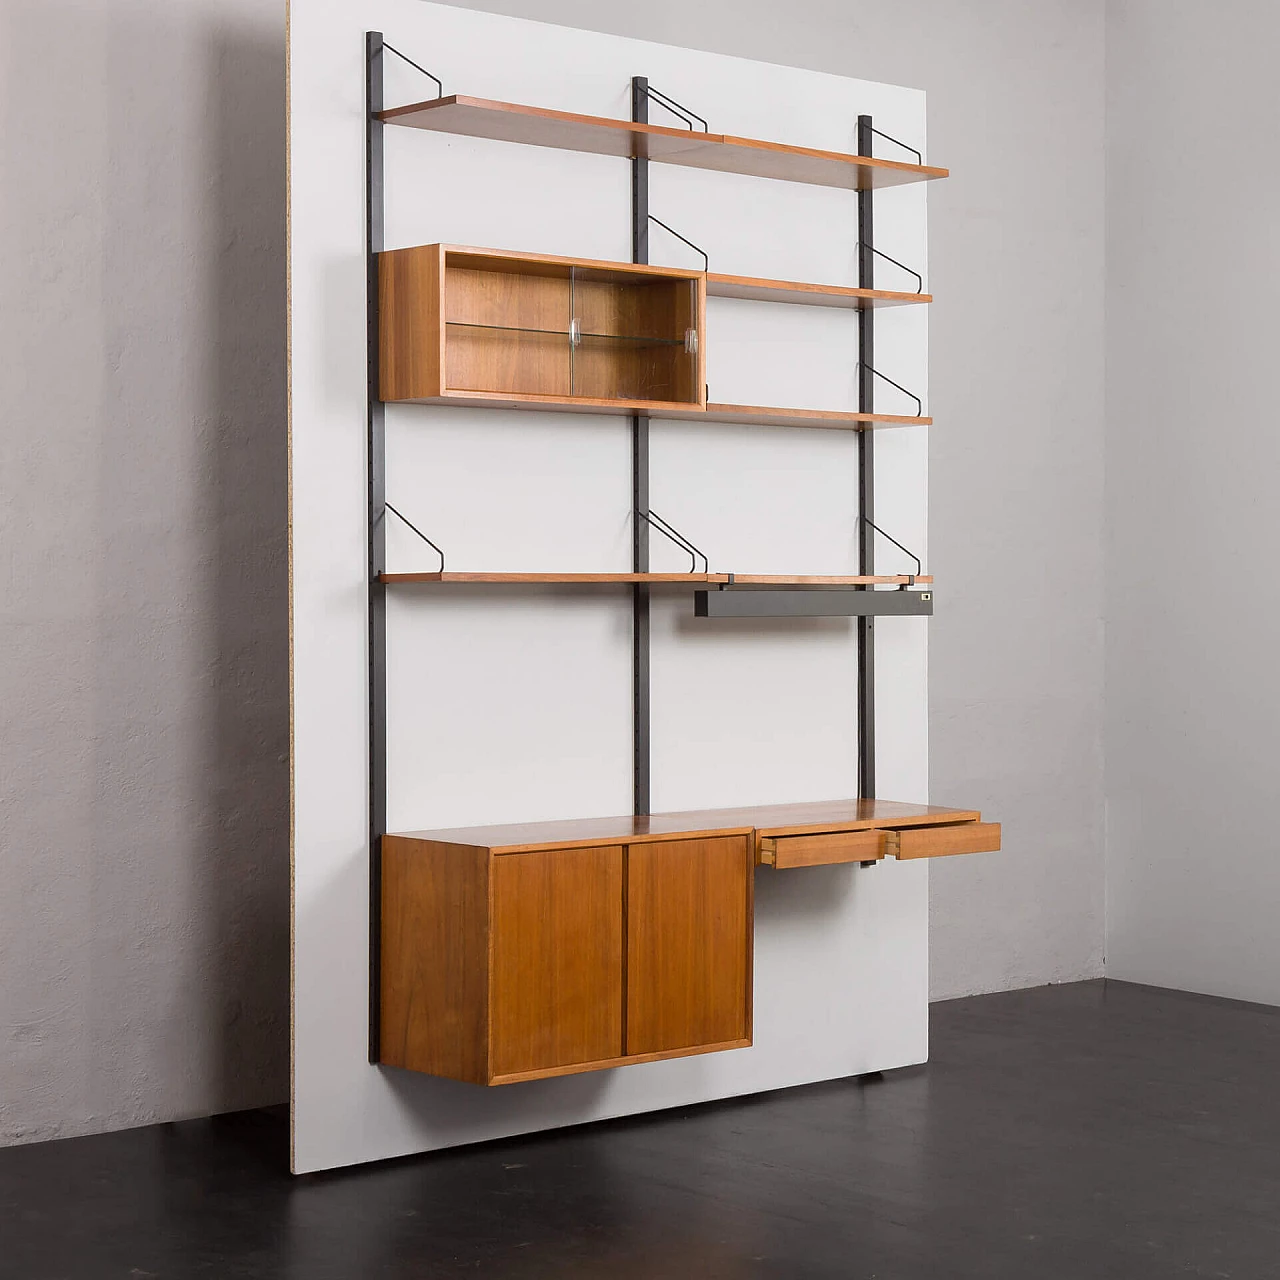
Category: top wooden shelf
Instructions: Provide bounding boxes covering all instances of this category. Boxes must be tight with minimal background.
[381,96,948,191]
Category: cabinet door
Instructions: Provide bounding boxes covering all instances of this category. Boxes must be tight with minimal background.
[490,845,624,1079]
[626,836,752,1056]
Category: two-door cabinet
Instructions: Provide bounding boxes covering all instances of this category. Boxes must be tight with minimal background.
[380,827,752,1085]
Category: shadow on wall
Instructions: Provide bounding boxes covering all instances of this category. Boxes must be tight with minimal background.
[200,19,290,1119]
[0,0,289,1143]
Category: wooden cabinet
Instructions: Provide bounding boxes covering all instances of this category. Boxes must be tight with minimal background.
[379,244,706,411]
[379,830,752,1086]
[378,798,999,1085]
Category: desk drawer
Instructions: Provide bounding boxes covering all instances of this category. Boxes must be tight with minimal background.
[884,822,1002,861]
[758,829,885,869]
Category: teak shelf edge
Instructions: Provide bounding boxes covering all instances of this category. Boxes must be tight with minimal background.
[380,96,948,191]
[706,272,931,309]
[399,390,930,428]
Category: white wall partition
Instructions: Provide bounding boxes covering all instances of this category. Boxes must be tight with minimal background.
[290,0,931,1173]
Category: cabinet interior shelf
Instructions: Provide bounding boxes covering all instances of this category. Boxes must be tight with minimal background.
[378,571,933,585]
[447,320,687,348]
[381,95,948,191]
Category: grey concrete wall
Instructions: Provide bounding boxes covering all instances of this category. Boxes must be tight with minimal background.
[1104,1,1280,1005]
[0,0,290,1144]
[1,0,1106,1145]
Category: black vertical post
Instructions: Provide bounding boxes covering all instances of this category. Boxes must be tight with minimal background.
[366,31,387,1062]
[856,114,875,801]
[631,76,651,817]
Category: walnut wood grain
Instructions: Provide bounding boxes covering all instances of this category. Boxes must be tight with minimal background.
[885,822,1003,861]
[381,96,948,190]
[378,836,489,1082]
[490,845,624,1076]
[707,272,931,309]
[626,836,752,1055]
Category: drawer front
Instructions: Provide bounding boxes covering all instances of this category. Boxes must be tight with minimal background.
[759,829,886,869]
[884,822,1002,861]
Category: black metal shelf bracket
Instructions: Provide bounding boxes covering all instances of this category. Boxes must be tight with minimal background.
[648,216,709,271]
[853,241,925,295]
[382,42,443,100]
[858,362,924,418]
[384,502,446,573]
[636,510,710,574]
[861,515,923,585]
[866,124,922,165]
[638,84,708,131]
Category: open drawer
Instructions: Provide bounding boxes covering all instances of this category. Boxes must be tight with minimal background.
[755,804,1001,869]
[884,822,1001,860]
[758,829,885,868]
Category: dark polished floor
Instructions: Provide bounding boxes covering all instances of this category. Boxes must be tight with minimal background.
[3,980,1279,1279]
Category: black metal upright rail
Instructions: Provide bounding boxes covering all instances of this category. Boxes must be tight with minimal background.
[366,31,387,1062]
[631,76,651,818]
[856,114,876,801]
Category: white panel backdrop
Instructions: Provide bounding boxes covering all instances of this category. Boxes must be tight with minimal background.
[289,0,932,1174]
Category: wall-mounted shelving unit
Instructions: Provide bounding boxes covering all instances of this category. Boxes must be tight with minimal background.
[379,243,930,426]
[364,33,999,1085]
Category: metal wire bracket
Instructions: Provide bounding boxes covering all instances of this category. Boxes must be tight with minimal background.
[860,515,923,585]
[648,216,709,271]
[858,362,923,417]
[636,510,709,574]
[382,42,443,100]
[639,84,708,131]
[385,501,446,573]
[853,240,925,295]
[865,124,922,165]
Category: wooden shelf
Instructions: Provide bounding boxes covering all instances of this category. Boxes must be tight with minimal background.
[682,403,930,429]
[390,797,986,855]
[707,272,931,309]
[381,96,947,191]
[378,572,932,586]
[397,389,929,429]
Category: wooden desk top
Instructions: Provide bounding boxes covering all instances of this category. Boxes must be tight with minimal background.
[389,798,983,855]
